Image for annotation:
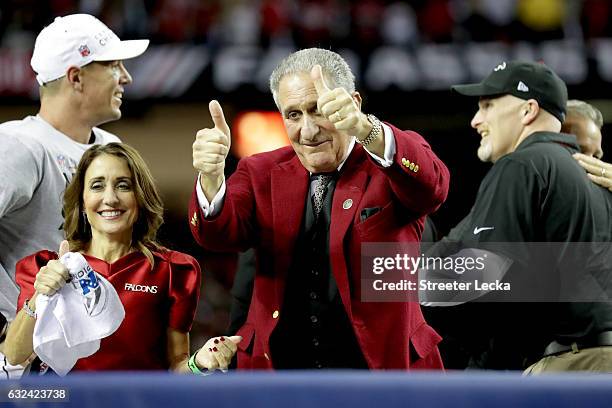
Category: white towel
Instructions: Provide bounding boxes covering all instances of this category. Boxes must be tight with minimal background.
[33,252,125,376]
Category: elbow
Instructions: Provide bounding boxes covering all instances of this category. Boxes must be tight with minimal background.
[4,347,30,366]
[3,331,33,366]
[5,355,23,366]
[430,181,450,212]
[426,166,450,212]
[413,169,450,216]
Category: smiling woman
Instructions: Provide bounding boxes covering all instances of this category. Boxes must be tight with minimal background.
[63,143,162,267]
[82,155,139,239]
[3,143,240,375]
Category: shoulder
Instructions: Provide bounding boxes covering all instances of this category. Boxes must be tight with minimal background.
[493,154,534,173]
[384,123,423,139]
[230,146,296,184]
[16,250,58,270]
[0,134,45,165]
[0,119,48,157]
[383,122,430,147]
[0,117,46,142]
[240,146,295,169]
[502,140,574,180]
[0,117,36,134]
[484,156,544,191]
[153,249,200,271]
[92,127,121,144]
[513,133,573,161]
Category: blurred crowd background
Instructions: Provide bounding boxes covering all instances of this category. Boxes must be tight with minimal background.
[2,0,612,47]
[0,0,611,349]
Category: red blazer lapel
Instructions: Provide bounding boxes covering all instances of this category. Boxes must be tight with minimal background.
[271,156,309,292]
[330,147,368,314]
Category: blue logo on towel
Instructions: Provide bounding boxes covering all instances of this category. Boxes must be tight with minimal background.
[77,266,99,295]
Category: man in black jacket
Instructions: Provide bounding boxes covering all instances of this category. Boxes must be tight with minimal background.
[425,61,612,372]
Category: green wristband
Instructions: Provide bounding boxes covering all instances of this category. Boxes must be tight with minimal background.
[188,351,212,376]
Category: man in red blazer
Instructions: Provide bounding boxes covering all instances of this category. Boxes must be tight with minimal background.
[189,48,450,369]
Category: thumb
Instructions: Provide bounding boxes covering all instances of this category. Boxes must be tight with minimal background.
[228,335,243,344]
[311,64,330,95]
[209,100,230,137]
[58,240,70,258]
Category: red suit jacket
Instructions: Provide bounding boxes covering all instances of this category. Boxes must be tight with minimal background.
[189,124,450,369]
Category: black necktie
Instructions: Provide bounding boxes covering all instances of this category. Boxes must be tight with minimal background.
[311,173,334,221]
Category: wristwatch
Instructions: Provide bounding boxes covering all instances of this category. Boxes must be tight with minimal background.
[357,114,382,147]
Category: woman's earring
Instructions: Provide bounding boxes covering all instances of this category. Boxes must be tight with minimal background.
[81,211,90,234]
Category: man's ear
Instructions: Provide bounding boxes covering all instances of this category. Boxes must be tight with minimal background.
[66,66,83,91]
[521,99,540,125]
[352,91,362,110]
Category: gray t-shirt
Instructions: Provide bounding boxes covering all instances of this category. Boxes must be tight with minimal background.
[0,115,120,320]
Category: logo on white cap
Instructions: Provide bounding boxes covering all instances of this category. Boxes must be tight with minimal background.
[78,45,91,57]
[517,81,529,92]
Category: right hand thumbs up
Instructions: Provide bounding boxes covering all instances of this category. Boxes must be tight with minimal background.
[193,100,231,199]
[209,100,231,141]
[193,100,231,175]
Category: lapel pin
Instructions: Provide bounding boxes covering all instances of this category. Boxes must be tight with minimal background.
[343,199,353,209]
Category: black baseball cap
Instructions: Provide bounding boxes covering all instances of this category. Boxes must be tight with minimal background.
[451,61,568,123]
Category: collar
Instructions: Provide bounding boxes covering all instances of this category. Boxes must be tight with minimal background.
[515,131,579,153]
[34,114,97,145]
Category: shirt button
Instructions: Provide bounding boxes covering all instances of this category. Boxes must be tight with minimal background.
[310,315,318,324]
[315,362,323,369]
[272,310,279,319]
[312,338,320,347]
[309,291,318,300]
[311,270,319,276]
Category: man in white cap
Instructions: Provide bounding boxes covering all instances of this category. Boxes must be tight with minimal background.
[0,14,148,378]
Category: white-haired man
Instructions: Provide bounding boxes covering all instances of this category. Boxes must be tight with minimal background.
[190,48,450,370]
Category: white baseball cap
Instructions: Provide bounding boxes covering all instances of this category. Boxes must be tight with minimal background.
[31,14,149,85]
